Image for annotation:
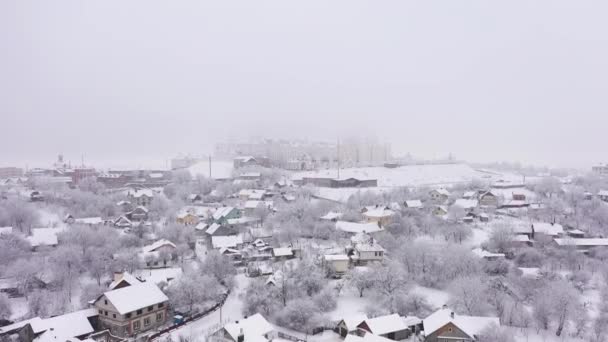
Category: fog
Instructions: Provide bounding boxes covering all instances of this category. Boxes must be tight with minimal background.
[1,0,607,169]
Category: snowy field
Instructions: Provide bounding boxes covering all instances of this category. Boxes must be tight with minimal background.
[294,163,520,188]
[188,160,234,180]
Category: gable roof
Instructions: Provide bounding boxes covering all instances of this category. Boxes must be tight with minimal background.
[360,314,407,335]
[102,282,168,315]
[108,272,142,290]
[423,308,499,338]
[142,239,176,253]
[223,313,273,342]
[213,207,237,221]
[339,313,368,331]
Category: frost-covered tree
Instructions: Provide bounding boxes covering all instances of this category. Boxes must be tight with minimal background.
[313,288,337,312]
[168,273,222,314]
[7,257,44,299]
[447,276,490,315]
[476,324,515,342]
[373,263,408,312]
[275,299,322,333]
[349,268,375,297]
[547,280,579,336]
[200,251,236,286]
[242,280,281,317]
[394,292,433,318]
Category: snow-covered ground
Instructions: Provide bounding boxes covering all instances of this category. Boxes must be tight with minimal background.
[166,274,249,341]
[188,160,234,180]
[294,163,520,188]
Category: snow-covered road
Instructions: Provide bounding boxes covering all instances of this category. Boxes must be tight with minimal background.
[164,274,249,342]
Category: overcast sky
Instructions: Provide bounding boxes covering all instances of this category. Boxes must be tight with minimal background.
[1,1,607,169]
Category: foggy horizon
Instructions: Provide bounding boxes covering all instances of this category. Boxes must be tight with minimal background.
[2,1,608,169]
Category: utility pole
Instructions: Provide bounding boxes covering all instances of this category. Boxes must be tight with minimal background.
[209,156,212,178]
[337,138,340,179]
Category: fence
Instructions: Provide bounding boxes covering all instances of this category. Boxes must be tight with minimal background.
[147,290,231,341]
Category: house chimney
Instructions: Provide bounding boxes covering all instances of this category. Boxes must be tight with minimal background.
[442,304,448,309]
[450,312,455,319]
[113,272,123,282]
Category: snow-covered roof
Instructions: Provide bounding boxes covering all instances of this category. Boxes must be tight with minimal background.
[212,235,243,249]
[134,267,183,285]
[206,223,222,235]
[129,188,154,198]
[34,308,97,342]
[142,239,176,253]
[598,190,608,197]
[0,317,45,334]
[362,208,395,219]
[404,200,423,208]
[339,313,368,331]
[1,309,97,340]
[463,191,477,198]
[355,242,385,253]
[320,211,344,221]
[272,247,293,257]
[28,228,61,247]
[471,248,505,259]
[0,226,13,235]
[213,206,237,221]
[227,217,260,226]
[102,282,168,315]
[245,200,262,209]
[423,308,499,339]
[402,316,422,327]
[554,238,608,247]
[223,313,273,342]
[195,222,209,231]
[74,217,103,225]
[453,199,478,210]
[361,314,408,335]
[336,221,382,234]
[108,272,142,290]
[432,188,450,196]
[533,222,564,236]
[511,235,530,243]
[324,254,350,261]
[518,267,541,278]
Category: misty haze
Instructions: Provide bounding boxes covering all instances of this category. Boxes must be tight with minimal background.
[1,1,608,342]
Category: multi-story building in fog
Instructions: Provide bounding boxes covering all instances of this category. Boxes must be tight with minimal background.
[592,164,608,175]
[215,138,391,170]
[0,167,23,179]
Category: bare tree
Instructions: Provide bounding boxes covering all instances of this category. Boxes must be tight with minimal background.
[349,268,375,297]
[447,276,490,315]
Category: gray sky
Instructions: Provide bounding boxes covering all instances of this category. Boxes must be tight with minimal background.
[1,0,607,169]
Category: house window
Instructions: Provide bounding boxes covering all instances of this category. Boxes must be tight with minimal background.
[105,311,108,316]
[133,320,140,331]
[144,317,151,326]
[137,309,142,315]
[104,300,108,305]
[156,312,163,321]
[113,314,116,318]
[158,303,165,308]
[126,313,132,318]
[148,306,153,312]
